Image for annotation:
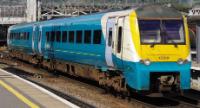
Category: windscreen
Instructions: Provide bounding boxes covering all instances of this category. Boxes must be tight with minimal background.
[139,20,185,45]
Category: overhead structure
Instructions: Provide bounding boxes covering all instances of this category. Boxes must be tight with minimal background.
[188,5,200,63]
[0,0,40,24]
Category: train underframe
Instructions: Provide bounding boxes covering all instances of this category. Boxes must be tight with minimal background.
[9,50,128,93]
[8,50,182,95]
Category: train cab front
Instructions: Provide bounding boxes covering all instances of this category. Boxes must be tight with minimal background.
[126,6,191,94]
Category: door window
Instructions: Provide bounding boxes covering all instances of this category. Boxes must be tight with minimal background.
[117,26,122,53]
[108,28,112,46]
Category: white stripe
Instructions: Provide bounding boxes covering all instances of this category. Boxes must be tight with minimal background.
[192,66,200,71]
[191,51,197,54]
[0,69,80,108]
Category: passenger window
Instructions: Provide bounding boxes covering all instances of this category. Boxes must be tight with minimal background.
[13,33,15,39]
[17,33,19,40]
[84,30,91,44]
[56,31,61,42]
[18,33,20,40]
[51,31,55,42]
[69,31,74,43]
[12,33,14,40]
[93,30,101,44]
[10,33,12,40]
[14,33,16,39]
[24,32,27,40]
[76,30,82,43]
[46,32,50,42]
[62,31,67,42]
[108,28,112,46]
[27,32,29,40]
[117,27,122,53]
[20,32,23,40]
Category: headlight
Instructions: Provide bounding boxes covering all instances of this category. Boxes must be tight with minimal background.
[140,59,151,66]
[177,58,188,64]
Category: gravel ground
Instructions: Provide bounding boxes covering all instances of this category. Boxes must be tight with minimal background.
[0,58,198,108]
[0,59,147,108]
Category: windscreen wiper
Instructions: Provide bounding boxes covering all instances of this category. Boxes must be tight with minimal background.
[162,30,178,48]
[150,42,156,48]
[160,24,178,48]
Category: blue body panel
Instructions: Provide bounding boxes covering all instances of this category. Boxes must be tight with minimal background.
[9,13,107,67]
[123,61,191,90]
[9,25,33,54]
[39,13,107,67]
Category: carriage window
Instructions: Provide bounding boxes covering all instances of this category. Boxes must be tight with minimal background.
[27,32,29,40]
[15,33,17,40]
[14,33,17,39]
[20,32,24,40]
[62,31,67,42]
[18,33,20,40]
[51,31,55,41]
[69,31,74,43]
[56,31,61,42]
[12,33,14,39]
[108,28,112,46]
[76,30,82,43]
[24,32,26,40]
[10,33,13,40]
[93,30,101,44]
[117,27,122,53]
[14,33,16,39]
[84,30,91,44]
[12,33,14,40]
[24,32,27,40]
[16,33,18,39]
[46,32,50,42]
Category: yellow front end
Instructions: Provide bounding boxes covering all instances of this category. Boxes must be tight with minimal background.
[130,12,190,62]
[128,10,191,92]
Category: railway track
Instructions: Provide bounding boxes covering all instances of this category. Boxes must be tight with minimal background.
[163,92,200,108]
[0,51,199,108]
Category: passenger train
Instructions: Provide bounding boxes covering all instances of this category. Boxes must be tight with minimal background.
[7,5,191,94]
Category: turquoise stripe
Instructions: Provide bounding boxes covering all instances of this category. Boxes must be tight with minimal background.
[55,49,101,57]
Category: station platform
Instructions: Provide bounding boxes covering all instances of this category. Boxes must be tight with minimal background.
[0,69,79,108]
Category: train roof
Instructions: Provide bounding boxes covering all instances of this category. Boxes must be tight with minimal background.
[136,5,183,19]
[9,5,184,30]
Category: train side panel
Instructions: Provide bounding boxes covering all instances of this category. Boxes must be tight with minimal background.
[39,13,108,68]
[8,25,34,55]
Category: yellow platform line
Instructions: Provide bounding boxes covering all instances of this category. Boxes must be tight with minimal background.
[0,80,40,108]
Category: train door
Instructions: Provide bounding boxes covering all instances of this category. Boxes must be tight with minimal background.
[105,18,115,67]
[38,26,42,54]
[32,25,39,54]
[113,17,125,69]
